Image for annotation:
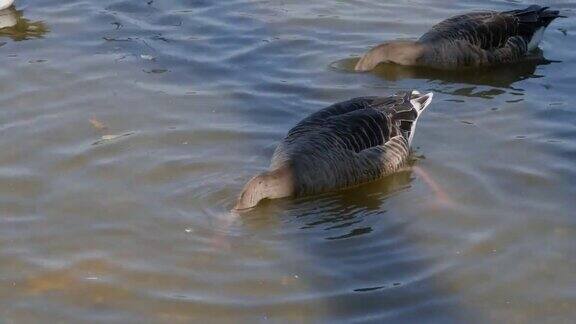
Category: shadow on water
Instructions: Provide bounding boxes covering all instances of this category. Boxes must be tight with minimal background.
[236,168,479,322]
[0,7,49,41]
[332,50,556,98]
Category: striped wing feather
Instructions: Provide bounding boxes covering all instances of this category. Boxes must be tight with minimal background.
[279,97,399,154]
[271,96,411,196]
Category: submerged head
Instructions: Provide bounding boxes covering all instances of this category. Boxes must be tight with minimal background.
[233,166,294,211]
[388,90,433,146]
[355,40,424,72]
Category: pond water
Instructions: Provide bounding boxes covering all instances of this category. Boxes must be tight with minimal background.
[1,0,575,322]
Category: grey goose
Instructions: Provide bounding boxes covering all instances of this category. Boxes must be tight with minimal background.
[355,5,564,71]
[234,90,433,210]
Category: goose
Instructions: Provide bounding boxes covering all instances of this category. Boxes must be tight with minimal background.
[355,5,564,71]
[234,90,434,210]
[0,0,14,11]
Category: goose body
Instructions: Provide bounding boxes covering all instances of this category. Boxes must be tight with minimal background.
[234,91,433,210]
[355,5,563,71]
[0,0,14,11]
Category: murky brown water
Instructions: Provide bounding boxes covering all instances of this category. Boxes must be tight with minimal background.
[1,0,575,322]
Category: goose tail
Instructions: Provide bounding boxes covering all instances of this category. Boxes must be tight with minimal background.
[538,7,566,27]
[509,5,565,27]
[410,90,434,114]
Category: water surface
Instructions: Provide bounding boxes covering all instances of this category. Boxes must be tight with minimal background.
[1,0,575,322]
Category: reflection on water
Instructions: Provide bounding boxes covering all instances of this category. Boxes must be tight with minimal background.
[0,7,48,41]
[295,170,413,232]
[332,50,555,98]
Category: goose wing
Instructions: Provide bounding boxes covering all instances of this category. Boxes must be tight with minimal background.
[271,94,420,169]
[317,107,394,152]
[281,91,429,150]
[503,5,563,45]
[272,95,415,195]
[419,5,562,51]
[289,96,396,130]
[271,97,399,168]
[289,135,410,196]
[281,96,410,153]
[356,135,410,175]
[420,11,514,50]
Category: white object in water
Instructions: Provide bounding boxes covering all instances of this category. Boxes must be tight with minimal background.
[0,0,14,11]
[528,27,546,51]
[0,7,16,29]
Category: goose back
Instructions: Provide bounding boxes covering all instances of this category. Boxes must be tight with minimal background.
[270,93,421,196]
[420,6,561,48]
[418,5,563,68]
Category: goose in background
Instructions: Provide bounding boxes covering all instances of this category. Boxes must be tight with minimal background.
[234,90,434,210]
[0,0,14,11]
[355,5,564,71]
